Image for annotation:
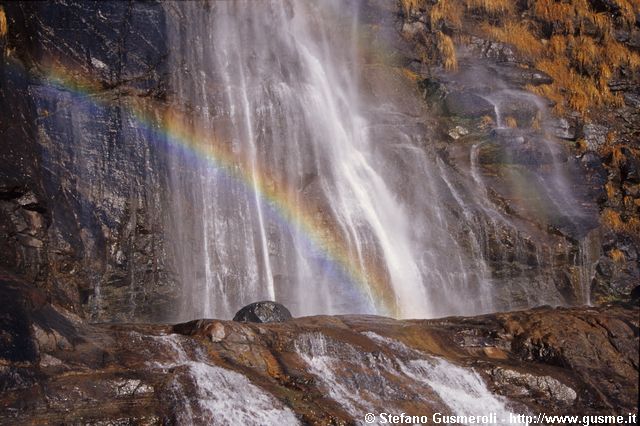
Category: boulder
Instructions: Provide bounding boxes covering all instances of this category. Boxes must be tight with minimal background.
[233,301,293,323]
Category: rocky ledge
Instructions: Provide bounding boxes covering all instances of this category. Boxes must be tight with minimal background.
[1,273,637,425]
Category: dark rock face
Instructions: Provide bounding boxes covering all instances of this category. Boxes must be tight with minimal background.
[0,279,40,363]
[582,123,609,151]
[0,275,637,424]
[1,1,179,322]
[233,301,293,323]
[480,129,558,166]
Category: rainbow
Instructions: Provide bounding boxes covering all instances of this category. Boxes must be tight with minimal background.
[33,56,400,317]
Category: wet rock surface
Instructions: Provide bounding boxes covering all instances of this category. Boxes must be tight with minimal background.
[1,1,178,322]
[444,90,496,119]
[0,274,637,424]
[399,0,640,307]
[486,64,553,88]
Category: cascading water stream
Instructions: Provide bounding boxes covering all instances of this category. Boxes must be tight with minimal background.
[145,334,300,424]
[294,332,517,422]
[478,89,599,305]
[156,0,604,322]
[163,0,495,320]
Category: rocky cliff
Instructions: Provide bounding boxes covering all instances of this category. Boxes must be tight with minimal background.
[0,1,178,322]
[2,0,638,324]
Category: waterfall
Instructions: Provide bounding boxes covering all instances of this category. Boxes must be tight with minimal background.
[162,0,494,320]
[363,333,515,419]
[159,0,600,321]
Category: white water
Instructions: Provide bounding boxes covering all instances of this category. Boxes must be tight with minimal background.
[160,0,599,321]
[128,330,519,425]
[365,333,514,419]
[163,0,494,320]
[295,332,516,424]
[147,334,300,425]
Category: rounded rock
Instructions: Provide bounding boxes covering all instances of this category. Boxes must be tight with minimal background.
[232,301,293,323]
